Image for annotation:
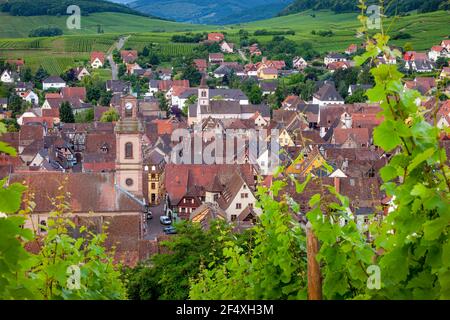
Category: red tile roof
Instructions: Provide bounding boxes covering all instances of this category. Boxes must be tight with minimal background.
[333,128,370,146]
[10,172,142,213]
[61,87,86,100]
[431,46,444,52]
[164,164,255,205]
[121,50,138,63]
[209,53,224,60]
[194,59,207,70]
[45,93,61,99]
[90,51,105,64]
[208,33,225,42]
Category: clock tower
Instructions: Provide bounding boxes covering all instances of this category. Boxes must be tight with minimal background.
[115,95,144,197]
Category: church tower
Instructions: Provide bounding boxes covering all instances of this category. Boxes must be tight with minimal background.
[197,76,209,123]
[115,95,144,198]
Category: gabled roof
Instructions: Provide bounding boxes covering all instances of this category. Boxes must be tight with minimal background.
[326,53,347,59]
[43,76,65,84]
[217,171,250,210]
[106,80,130,93]
[61,87,86,99]
[209,53,224,60]
[314,82,344,102]
[333,128,370,145]
[90,51,105,63]
[190,203,226,228]
[260,81,278,92]
[164,164,254,205]
[194,59,207,70]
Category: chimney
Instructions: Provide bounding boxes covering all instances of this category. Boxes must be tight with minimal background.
[334,177,340,194]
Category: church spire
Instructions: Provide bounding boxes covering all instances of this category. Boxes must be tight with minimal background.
[197,75,209,122]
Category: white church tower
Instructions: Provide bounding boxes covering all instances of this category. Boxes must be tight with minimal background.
[197,76,209,123]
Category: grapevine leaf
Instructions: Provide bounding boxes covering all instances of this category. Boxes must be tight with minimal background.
[423,217,448,241]
[0,142,17,156]
[373,120,401,151]
[0,179,26,214]
[407,148,435,172]
[380,165,398,182]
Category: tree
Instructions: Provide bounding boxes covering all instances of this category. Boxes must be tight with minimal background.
[358,65,375,85]
[59,101,75,123]
[190,183,308,300]
[404,42,414,52]
[20,67,33,82]
[298,80,316,101]
[345,89,367,103]
[99,90,113,106]
[123,221,233,300]
[100,107,119,122]
[34,66,49,88]
[148,53,160,66]
[8,94,25,117]
[155,91,169,112]
[332,67,359,98]
[118,64,126,78]
[248,85,263,104]
[142,46,150,57]
[436,57,449,70]
[183,94,197,116]
[75,108,94,123]
[180,62,202,87]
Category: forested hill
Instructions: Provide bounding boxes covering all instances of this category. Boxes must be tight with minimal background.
[0,0,153,17]
[278,0,450,16]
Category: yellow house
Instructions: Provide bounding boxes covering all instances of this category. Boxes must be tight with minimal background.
[145,162,165,205]
[286,146,326,176]
[257,67,278,80]
[278,129,295,147]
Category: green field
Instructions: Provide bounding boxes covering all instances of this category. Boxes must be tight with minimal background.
[232,10,450,52]
[0,10,448,75]
[0,35,118,73]
[0,12,210,38]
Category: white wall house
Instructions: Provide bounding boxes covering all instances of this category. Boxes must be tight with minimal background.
[220,41,234,53]
[91,58,103,69]
[43,76,66,91]
[1,70,14,83]
[23,90,39,105]
[324,54,347,66]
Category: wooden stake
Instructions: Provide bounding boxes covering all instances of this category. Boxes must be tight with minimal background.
[306,221,322,300]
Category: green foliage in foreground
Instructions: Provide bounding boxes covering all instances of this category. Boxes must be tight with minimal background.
[123,221,238,300]
[190,185,308,300]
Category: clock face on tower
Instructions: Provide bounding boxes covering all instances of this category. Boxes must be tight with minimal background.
[125,102,133,117]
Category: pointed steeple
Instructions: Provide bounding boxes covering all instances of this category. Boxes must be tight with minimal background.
[200,75,207,88]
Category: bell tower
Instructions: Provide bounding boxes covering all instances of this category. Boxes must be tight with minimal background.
[115,95,144,197]
[197,76,209,123]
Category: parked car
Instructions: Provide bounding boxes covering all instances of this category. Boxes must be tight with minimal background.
[163,226,177,235]
[160,215,172,225]
[146,211,153,220]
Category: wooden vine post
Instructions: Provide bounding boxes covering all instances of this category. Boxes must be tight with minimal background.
[306,221,322,300]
